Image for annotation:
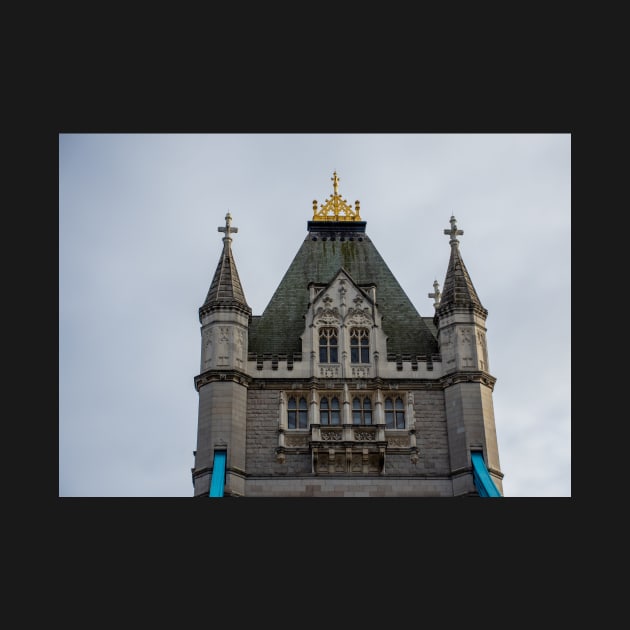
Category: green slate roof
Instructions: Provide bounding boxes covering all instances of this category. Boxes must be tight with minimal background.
[248,221,438,358]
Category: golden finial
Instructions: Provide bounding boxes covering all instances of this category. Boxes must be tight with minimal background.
[312,171,362,221]
[332,171,339,196]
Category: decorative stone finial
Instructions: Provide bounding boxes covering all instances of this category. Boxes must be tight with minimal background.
[218,211,238,242]
[444,215,463,246]
[428,279,441,308]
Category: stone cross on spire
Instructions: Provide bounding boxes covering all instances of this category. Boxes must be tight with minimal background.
[218,211,238,243]
[444,215,463,245]
[428,279,441,308]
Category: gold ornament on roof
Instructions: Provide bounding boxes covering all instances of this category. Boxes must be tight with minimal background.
[312,171,361,221]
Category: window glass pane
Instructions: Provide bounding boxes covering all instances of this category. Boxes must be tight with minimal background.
[320,397,328,424]
[350,335,358,363]
[363,398,372,425]
[330,347,338,362]
[288,397,296,429]
[395,398,405,429]
[385,398,394,429]
[331,397,340,424]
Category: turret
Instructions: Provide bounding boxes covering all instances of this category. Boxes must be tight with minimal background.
[191,212,251,497]
[434,215,503,495]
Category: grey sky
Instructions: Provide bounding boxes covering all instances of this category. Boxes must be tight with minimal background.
[59,133,571,497]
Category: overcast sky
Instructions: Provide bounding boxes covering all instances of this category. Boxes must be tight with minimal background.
[59,133,571,498]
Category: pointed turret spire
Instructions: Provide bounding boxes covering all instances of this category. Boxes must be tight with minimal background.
[199,212,251,320]
[436,215,486,315]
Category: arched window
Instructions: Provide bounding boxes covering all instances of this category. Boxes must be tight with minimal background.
[319,327,338,363]
[385,396,405,429]
[288,396,308,429]
[350,328,370,363]
[352,396,372,425]
[320,396,341,425]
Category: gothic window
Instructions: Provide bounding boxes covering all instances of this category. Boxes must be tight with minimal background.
[385,396,405,429]
[287,396,308,429]
[319,327,339,363]
[320,396,341,425]
[350,328,370,363]
[352,396,372,425]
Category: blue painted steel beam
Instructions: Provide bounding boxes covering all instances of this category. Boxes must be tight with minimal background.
[209,450,226,497]
[471,451,502,497]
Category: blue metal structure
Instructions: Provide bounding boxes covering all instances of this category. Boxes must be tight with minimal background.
[209,450,226,497]
[471,451,501,497]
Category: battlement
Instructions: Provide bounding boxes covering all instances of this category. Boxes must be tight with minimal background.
[246,352,442,378]
[248,352,303,371]
[386,353,442,371]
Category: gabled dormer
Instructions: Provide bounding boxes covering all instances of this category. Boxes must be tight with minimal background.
[300,268,388,379]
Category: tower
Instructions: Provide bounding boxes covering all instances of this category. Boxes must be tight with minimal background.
[191,174,503,497]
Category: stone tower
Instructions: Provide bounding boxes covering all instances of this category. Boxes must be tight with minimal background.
[434,216,502,496]
[191,173,503,497]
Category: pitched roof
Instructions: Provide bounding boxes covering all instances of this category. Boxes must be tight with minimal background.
[248,221,437,357]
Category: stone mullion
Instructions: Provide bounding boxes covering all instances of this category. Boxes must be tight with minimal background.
[374,388,385,441]
[339,323,347,379]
